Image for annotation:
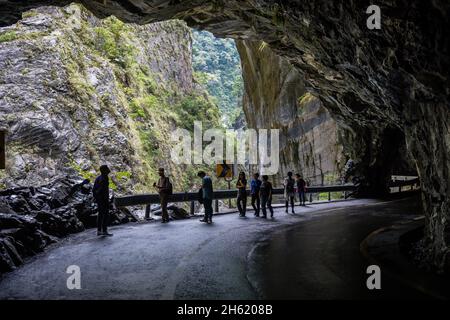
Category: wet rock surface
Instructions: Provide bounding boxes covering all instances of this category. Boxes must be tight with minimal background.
[0,175,134,274]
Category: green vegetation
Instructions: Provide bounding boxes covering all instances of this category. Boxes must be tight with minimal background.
[68,157,97,183]
[22,11,39,19]
[94,18,134,68]
[318,192,344,201]
[175,94,221,130]
[0,31,17,43]
[192,30,244,127]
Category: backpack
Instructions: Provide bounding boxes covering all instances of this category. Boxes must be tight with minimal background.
[167,179,173,195]
[285,177,295,193]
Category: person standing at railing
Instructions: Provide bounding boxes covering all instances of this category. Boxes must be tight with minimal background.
[197,171,213,224]
[153,168,172,223]
[295,173,307,206]
[93,165,113,237]
[260,175,274,218]
[250,173,262,217]
[236,172,247,217]
[284,172,295,214]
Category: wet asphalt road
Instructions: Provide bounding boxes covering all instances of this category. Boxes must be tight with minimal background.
[0,197,425,300]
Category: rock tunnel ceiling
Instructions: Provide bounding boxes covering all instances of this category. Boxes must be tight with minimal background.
[0,1,449,269]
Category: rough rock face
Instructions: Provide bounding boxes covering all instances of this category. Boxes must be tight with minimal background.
[0,176,134,274]
[237,40,346,186]
[1,0,449,269]
[0,4,210,192]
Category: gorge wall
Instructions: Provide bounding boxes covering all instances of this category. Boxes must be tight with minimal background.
[0,4,220,193]
[237,40,346,186]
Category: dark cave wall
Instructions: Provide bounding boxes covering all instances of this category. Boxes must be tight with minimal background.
[1,0,449,270]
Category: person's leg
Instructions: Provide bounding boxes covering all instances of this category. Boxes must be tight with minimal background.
[97,205,104,234]
[251,195,258,216]
[285,198,289,212]
[242,196,247,216]
[256,195,260,216]
[268,198,274,217]
[161,194,169,222]
[102,206,109,233]
[261,197,267,218]
[205,199,213,222]
[200,203,208,222]
[237,196,243,215]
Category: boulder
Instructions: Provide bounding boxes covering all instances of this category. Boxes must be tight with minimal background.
[0,176,131,275]
[0,237,23,273]
[152,204,191,220]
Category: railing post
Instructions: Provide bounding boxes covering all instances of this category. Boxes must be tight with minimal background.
[309,193,313,203]
[145,203,151,220]
[215,199,219,213]
[328,192,331,201]
[344,191,347,199]
[190,201,195,215]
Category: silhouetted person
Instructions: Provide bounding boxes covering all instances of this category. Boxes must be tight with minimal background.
[236,172,247,217]
[153,168,171,223]
[260,175,274,218]
[250,173,262,217]
[93,165,113,236]
[295,173,307,206]
[284,171,295,214]
[198,171,213,224]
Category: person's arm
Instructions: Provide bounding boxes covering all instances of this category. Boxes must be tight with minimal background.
[98,177,109,202]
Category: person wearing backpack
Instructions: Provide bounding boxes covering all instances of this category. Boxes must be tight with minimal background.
[284,171,295,214]
[236,172,248,217]
[198,171,214,224]
[260,175,274,218]
[153,167,172,223]
[93,165,113,236]
[250,172,262,217]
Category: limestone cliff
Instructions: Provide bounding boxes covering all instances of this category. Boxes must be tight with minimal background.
[237,40,346,186]
[0,4,220,192]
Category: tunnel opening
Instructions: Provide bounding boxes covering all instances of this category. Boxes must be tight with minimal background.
[0,0,448,274]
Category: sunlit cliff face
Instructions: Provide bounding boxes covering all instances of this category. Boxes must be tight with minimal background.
[1,0,449,270]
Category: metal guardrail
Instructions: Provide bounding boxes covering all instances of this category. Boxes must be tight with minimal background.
[388,178,420,188]
[114,184,358,217]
